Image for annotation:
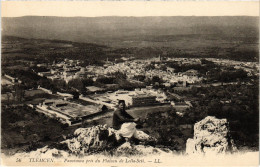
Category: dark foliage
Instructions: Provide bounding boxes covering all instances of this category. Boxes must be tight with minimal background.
[1,105,72,154]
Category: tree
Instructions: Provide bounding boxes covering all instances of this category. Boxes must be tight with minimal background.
[82,78,93,87]
[13,84,25,102]
[152,76,162,83]
[145,63,155,70]
[96,77,115,84]
[49,84,58,94]
[68,79,84,91]
[133,75,146,82]
[6,93,11,104]
[111,71,127,80]
[37,77,51,89]
[79,86,87,96]
[54,79,67,90]
[72,91,80,99]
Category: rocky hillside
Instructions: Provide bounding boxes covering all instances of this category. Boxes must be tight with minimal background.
[9,116,242,159]
[186,116,237,155]
[12,125,172,159]
[2,116,258,166]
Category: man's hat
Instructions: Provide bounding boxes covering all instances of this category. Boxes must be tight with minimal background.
[118,100,125,105]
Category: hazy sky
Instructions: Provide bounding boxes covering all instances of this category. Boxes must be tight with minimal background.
[2,1,259,17]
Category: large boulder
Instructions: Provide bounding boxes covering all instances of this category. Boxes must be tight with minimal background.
[62,125,120,154]
[13,125,161,158]
[62,124,158,155]
[186,116,237,155]
[116,142,173,156]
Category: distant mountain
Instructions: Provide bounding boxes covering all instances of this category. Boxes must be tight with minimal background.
[2,16,259,47]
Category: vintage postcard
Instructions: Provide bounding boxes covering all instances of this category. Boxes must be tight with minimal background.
[1,1,259,166]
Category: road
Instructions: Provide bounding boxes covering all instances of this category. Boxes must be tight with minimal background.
[193,81,246,88]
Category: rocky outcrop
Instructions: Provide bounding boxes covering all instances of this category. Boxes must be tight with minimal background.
[115,142,172,156]
[61,124,157,155]
[61,125,120,154]
[186,116,237,155]
[13,125,168,158]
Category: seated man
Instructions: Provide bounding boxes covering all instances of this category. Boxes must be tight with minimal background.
[113,100,139,130]
[112,100,154,143]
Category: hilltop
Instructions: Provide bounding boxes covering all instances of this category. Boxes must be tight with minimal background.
[2,16,258,45]
[2,16,259,61]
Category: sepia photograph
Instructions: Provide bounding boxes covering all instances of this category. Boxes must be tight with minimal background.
[1,1,259,166]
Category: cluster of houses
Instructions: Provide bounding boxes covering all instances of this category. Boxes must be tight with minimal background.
[5,56,207,125]
[207,58,259,76]
[37,59,86,83]
[36,57,203,88]
[101,58,203,86]
[34,57,258,90]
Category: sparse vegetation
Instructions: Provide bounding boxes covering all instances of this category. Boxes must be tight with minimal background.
[1,15,259,156]
[1,105,76,155]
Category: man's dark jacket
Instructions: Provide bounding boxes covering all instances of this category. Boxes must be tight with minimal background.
[112,109,135,130]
